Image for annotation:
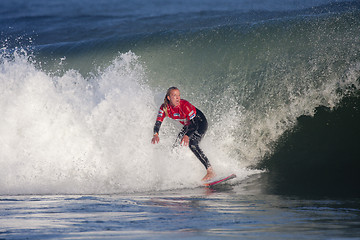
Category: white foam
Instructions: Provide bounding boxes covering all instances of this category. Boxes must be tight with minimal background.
[0,51,255,195]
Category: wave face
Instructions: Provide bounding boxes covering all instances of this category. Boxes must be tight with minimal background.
[1,0,360,195]
[258,89,360,197]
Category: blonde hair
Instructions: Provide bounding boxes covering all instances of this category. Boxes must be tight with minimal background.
[163,86,179,117]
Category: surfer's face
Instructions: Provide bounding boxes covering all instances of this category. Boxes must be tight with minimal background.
[167,89,181,107]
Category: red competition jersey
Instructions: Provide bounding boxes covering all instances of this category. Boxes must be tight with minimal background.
[156,99,196,126]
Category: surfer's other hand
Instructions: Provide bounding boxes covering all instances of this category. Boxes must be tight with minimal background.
[181,135,189,146]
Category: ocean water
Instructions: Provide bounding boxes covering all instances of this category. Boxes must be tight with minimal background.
[1,0,360,239]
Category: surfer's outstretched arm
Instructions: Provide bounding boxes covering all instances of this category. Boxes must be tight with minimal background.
[151,121,162,144]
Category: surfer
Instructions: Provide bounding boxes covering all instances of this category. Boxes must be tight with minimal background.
[151,87,215,181]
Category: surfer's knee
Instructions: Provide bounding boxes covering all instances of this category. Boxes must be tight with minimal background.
[189,139,199,150]
[189,142,197,151]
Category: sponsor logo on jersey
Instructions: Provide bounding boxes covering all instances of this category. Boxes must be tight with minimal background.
[188,110,195,119]
[173,113,180,117]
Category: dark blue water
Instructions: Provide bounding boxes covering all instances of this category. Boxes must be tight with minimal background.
[1,185,360,240]
[1,0,360,239]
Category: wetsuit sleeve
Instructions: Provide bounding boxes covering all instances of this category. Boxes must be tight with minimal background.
[154,104,166,134]
[153,121,162,134]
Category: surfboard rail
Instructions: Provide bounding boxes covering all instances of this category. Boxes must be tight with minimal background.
[203,174,236,187]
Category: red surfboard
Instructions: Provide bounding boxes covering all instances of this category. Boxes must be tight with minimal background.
[203,174,236,187]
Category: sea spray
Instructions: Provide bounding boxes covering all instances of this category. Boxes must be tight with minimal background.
[0,51,106,194]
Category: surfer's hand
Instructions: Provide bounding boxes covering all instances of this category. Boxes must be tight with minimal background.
[151,134,159,144]
[181,135,189,146]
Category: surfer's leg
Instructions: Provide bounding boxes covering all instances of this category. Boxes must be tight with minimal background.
[189,132,215,180]
[189,133,210,168]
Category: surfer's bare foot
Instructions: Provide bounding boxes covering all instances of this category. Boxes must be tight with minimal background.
[202,167,215,181]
